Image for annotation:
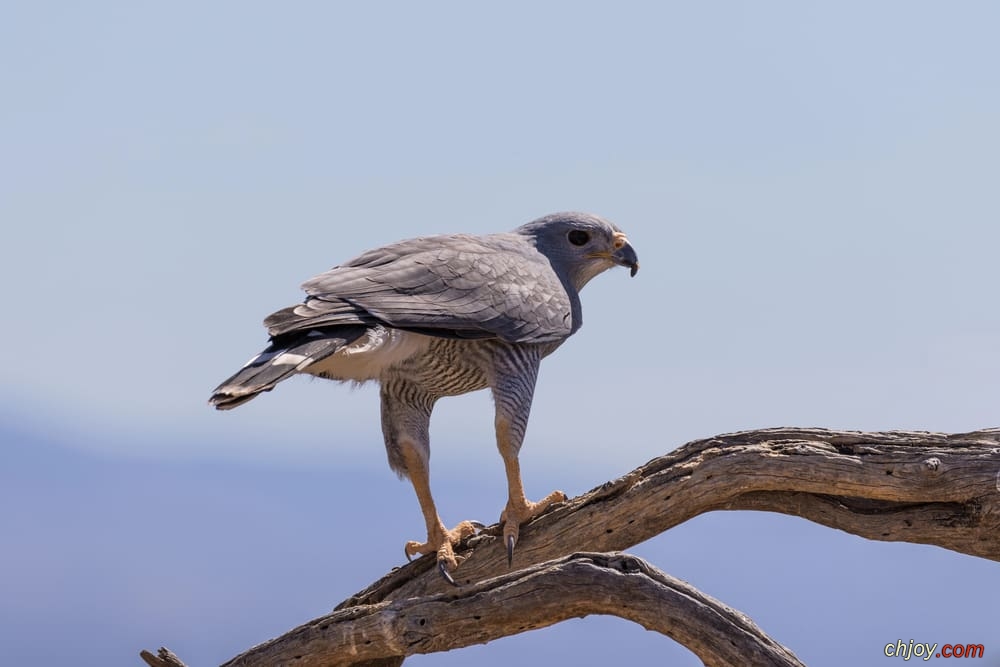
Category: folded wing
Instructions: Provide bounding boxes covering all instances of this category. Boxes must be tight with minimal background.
[264,233,574,344]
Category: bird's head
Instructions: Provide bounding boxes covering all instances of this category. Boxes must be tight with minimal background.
[517,212,639,291]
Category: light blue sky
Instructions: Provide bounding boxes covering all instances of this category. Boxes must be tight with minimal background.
[2,3,998,666]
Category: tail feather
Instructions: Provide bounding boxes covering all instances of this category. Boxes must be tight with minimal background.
[209,325,368,410]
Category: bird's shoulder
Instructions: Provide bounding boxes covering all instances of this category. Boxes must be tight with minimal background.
[283,230,573,344]
[302,232,551,294]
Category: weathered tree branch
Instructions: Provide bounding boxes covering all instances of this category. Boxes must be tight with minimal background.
[341,428,1000,605]
[140,648,188,667]
[216,552,804,667]
[142,427,1000,666]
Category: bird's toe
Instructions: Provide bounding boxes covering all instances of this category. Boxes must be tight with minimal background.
[437,560,458,586]
[404,539,432,562]
[404,520,480,583]
[435,543,461,585]
[500,489,567,566]
[453,520,483,540]
[501,521,520,567]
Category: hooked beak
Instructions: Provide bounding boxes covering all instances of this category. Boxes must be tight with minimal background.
[612,234,639,277]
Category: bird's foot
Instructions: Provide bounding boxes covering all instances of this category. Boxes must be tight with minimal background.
[500,490,567,566]
[404,520,485,586]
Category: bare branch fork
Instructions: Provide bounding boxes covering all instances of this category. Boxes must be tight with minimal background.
[141,427,1000,666]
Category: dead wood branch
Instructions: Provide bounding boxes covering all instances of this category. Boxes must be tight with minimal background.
[140,648,188,667]
[343,427,1000,605]
[142,427,1000,666]
[218,552,804,667]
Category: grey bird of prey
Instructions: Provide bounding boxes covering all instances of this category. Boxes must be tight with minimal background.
[209,212,639,583]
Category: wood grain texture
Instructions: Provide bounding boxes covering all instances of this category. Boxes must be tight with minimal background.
[142,427,1000,666]
[220,553,804,667]
[345,428,1000,604]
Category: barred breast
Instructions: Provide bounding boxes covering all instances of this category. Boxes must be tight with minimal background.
[386,337,493,398]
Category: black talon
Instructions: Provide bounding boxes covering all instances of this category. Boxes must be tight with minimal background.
[438,561,459,587]
[405,547,414,563]
[469,520,486,531]
[506,534,515,567]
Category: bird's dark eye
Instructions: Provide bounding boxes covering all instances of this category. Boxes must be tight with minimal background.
[567,230,590,246]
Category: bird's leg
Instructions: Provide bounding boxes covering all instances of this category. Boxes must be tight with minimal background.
[381,384,479,584]
[496,422,567,566]
[398,440,480,581]
[492,346,566,566]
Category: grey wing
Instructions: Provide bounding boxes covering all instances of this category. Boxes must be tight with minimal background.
[264,234,574,344]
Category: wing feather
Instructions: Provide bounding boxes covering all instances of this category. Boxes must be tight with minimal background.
[264,233,573,343]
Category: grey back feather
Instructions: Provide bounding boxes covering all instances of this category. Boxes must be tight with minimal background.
[264,233,574,344]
